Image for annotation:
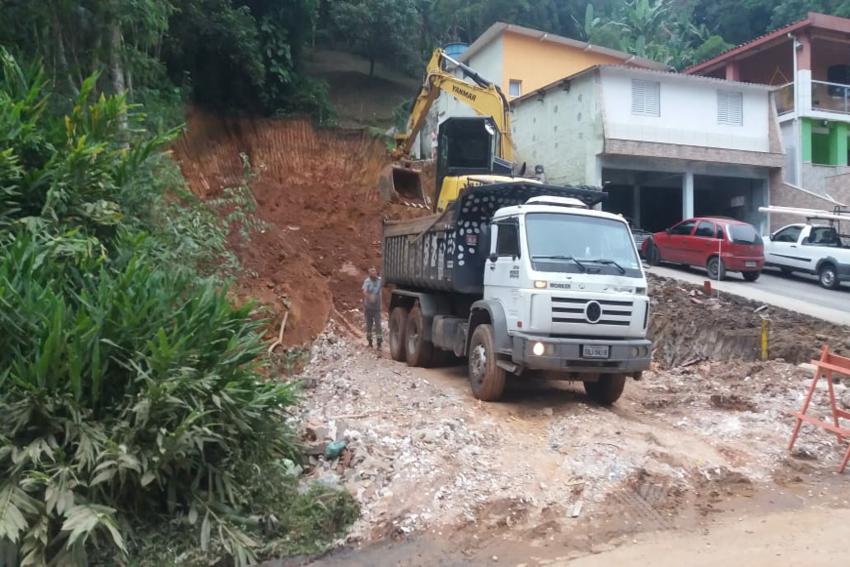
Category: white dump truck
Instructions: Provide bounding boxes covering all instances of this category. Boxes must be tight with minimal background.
[382,183,652,404]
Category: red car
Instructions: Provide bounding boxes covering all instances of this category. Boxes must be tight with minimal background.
[642,217,765,281]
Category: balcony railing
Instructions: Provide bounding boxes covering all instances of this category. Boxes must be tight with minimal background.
[812,80,850,114]
[776,82,795,115]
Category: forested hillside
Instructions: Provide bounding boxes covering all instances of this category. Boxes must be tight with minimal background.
[2,0,848,127]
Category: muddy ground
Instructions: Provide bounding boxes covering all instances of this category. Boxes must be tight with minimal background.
[173,109,429,346]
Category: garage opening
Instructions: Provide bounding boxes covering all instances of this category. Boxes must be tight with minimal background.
[694,176,767,232]
[601,169,683,232]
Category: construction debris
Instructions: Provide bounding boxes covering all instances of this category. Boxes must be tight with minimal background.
[296,317,849,549]
[649,275,848,368]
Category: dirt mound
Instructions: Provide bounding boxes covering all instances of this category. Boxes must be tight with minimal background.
[649,274,850,367]
[173,108,427,346]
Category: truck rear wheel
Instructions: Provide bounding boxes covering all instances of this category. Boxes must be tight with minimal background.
[389,307,408,362]
[583,374,626,405]
[405,305,434,367]
[467,324,506,401]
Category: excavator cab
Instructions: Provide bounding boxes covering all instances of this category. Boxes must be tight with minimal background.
[434,117,509,209]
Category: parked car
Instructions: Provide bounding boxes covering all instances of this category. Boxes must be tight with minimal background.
[642,217,764,281]
[623,217,652,256]
[763,223,850,289]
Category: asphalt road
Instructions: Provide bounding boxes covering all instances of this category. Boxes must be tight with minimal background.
[647,263,850,326]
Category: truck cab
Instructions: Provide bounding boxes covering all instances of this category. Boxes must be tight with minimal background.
[471,197,650,400]
[383,186,652,405]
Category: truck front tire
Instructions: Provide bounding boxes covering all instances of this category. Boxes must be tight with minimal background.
[583,374,626,405]
[389,307,408,362]
[405,305,434,367]
[467,324,506,401]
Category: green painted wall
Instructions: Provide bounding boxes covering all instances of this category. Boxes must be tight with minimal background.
[803,118,850,166]
[802,118,812,162]
[829,122,849,166]
[812,132,831,164]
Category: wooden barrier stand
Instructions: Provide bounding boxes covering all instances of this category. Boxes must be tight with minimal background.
[789,345,850,473]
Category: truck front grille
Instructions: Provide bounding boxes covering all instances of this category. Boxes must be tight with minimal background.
[551,297,633,326]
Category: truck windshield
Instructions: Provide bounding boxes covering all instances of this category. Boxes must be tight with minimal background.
[526,213,641,276]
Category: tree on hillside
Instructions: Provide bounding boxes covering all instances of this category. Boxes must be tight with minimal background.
[330,0,419,76]
[0,0,172,98]
[770,0,850,27]
[0,0,329,119]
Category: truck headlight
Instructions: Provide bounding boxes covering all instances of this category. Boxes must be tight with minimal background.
[532,342,546,356]
[533,280,548,289]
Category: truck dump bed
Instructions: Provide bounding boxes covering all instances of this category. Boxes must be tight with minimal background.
[383,183,605,294]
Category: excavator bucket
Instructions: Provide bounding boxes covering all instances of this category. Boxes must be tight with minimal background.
[378,163,430,208]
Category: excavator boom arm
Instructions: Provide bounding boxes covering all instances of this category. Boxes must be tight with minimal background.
[395,49,512,161]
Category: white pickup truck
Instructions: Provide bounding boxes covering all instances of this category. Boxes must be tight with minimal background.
[764,223,850,289]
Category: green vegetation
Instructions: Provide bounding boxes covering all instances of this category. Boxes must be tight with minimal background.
[331,0,419,76]
[0,0,330,120]
[0,51,355,566]
[2,0,850,564]
[2,0,842,124]
[367,0,850,71]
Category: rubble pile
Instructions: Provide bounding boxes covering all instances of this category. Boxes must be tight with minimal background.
[288,278,850,552]
[297,329,507,541]
[640,360,849,476]
[648,274,850,367]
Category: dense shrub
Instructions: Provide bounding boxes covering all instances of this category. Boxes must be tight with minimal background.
[0,232,298,564]
[0,50,355,565]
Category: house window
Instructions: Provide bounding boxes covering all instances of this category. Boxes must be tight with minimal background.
[509,80,522,97]
[631,79,660,116]
[717,91,743,126]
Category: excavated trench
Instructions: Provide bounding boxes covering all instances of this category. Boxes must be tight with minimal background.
[648,274,848,368]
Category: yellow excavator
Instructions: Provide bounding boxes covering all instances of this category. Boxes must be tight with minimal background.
[381,48,540,212]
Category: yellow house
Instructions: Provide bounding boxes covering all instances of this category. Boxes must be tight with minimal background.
[456,22,669,98]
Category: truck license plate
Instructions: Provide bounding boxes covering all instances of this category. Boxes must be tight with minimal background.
[745,261,757,268]
[582,345,610,359]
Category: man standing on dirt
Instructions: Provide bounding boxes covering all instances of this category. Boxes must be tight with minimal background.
[362,267,382,350]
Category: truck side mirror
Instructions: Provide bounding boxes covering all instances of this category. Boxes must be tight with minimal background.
[665,228,671,234]
[488,253,498,263]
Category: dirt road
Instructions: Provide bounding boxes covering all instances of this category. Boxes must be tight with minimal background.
[285,326,850,567]
[570,506,850,567]
[302,505,850,566]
